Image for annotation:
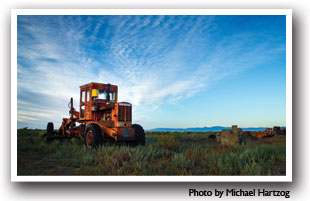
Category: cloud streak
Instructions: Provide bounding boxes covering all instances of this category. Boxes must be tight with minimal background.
[17,15,285,128]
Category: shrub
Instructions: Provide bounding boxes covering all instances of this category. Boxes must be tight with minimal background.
[71,137,84,146]
[157,135,180,149]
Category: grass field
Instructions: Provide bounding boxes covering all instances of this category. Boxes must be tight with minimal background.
[17,128,286,176]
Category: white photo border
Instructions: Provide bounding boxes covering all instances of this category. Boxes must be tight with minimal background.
[11,9,292,182]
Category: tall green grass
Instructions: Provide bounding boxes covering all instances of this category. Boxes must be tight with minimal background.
[17,129,286,176]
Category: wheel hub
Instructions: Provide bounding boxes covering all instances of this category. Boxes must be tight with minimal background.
[86,130,93,148]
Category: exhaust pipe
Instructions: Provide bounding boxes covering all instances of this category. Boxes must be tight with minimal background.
[106,83,111,103]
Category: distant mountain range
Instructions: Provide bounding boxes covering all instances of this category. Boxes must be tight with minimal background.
[147,126,286,132]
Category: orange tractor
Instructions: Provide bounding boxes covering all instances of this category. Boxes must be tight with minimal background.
[44,82,145,148]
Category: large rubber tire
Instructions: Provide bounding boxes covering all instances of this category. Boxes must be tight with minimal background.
[47,122,54,136]
[84,124,103,149]
[133,124,145,146]
[45,122,54,143]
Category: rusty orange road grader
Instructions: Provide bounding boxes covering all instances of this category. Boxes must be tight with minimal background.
[43,82,145,148]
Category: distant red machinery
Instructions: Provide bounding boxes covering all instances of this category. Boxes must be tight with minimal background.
[243,131,252,137]
[273,126,286,136]
[243,127,286,139]
[255,128,273,138]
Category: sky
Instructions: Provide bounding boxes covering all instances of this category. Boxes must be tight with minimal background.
[17,15,286,129]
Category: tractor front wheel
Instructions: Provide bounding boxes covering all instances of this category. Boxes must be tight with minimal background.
[84,124,103,149]
[133,124,145,146]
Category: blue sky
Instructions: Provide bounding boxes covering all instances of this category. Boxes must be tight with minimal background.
[17,15,286,129]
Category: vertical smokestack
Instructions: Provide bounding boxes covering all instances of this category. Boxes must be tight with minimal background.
[106,83,111,103]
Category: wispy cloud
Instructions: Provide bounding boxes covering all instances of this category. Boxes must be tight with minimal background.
[17,15,285,128]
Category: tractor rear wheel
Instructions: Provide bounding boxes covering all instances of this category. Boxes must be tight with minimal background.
[84,124,103,149]
[47,122,54,136]
[46,122,54,143]
[133,124,145,146]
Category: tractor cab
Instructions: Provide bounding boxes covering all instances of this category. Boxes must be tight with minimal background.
[79,82,118,120]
